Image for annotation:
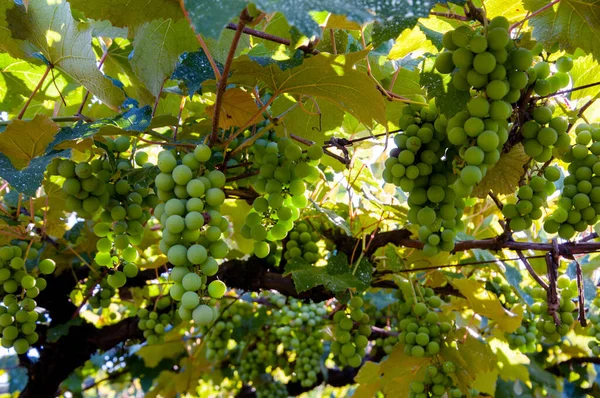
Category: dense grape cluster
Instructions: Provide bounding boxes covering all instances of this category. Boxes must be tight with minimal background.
[544,124,600,239]
[396,281,452,358]
[522,111,570,161]
[408,362,462,398]
[384,100,464,255]
[283,221,322,264]
[153,144,229,326]
[587,299,600,355]
[502,172,556,231]
[529,276,577,342]
[87,278,116,309]
[0,246,55,354]
[488,275,519,307]
[241,137,323,258]
[137,308,172,345]
[506,321,538,353]
[331,296,371,368]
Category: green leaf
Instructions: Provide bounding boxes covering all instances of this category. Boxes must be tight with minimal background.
[8,0,126,109]
[231,51,386,127]
[310,199,352,236]
[270,95,345,143]
[390,67,425,98]
[0,149,71,196]
[472,143,529,198]
[172,50,222,96]
[0,1,27,59]
[47,106,152,152]
[451,279,523,332]
[46,318,84,343]
[420,71,470,116]
[570,54,600,102]
[68,0,185,35]
[524,0,600,60]
[284,253,371,293]
[131,19,199,97]
[136,339,186,368]
[0,115,60,169]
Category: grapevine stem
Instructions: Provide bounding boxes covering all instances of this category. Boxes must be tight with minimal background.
[77,46,110,116]
[196,34,222,81]
[151,79,165,118]
[429,11,468,21]
[225,23,320,54]
[509,0,562,32]
[534,81,600,100]
[210,8,251,146]
[17,64,51,120]
[516,250,549,290]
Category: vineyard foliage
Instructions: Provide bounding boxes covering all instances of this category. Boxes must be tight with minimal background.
[4,0,600,397]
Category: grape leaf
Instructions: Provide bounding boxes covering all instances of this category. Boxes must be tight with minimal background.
[131,19,199,97]
[46,318,84,343]
[46,106,152,152]
[440,331,498,394]
[354,344,431,396]
[390,67,425,98]
[0,1,27,59]
[172,50,223,96]
[67,0,185,35]
[451,279,523,332]
[485,0,527,21]
[471,144,529,198]
[0,149,71,196]
[284,253,371,293]
[7,0,126,109]
[270,95,345,143]
[570,54,600,102]
[420,71,470,116]
[205,88,260,129]
[388,25,437,60]
[137,338,186,367]
[0,115,60,169]
[231,50,386,127]
[524,0,600,60]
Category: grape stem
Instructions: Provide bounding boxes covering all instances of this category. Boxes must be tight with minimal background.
[77,44,111,116]
[210,8,252,146]
[225,23,320,55]
[429,11,468,21]
[17,63,52,120]
[516,250,549,290]
[533,81,600,100]
[509,0,562,33]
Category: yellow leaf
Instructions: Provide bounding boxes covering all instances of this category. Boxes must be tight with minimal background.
[0,115,60,169]
[136,339,186,368]
[205,88,259,129]
[451,279,523,332]
[354,344,431,396]
[388,26,437,60]
[140,254,168,270]
[472,144,529,198]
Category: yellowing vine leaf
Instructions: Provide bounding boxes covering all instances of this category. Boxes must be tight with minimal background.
[472,144,529,198]
[230,50,386,127]
[525,0,600,60]
[388,25,436,60]
[7,0,125,109]
[451,279,523,332]
[354,344,431,396]
[131,18,199,97]
[0,115,59,169]
[205,88,260,129]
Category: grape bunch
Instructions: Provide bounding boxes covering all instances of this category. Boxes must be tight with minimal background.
[87,278,116,309]
[408,362,461,398]
[522,111,570,161]
[330,295,371,368]
[505,320,538,353]
[383,100,464,255]
[396,284,452,358]
[153,145,229,327]
[502,171,557,231]
[203,299,255,361]
[137,308,172,345]
[544,123,600,239]
[372,334,399,356]
[529,276,577,342]
[0,246,55,354]
[241,137,323,258]
[587,303,600,356]
[528,52,573,97]
[283,221,322,264]
[487,274,519,307]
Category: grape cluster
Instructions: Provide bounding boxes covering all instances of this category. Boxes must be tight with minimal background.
[137,308,172,345]
[587,307,600,355]
[87,278,116,309]
[544,124,600,239]
[522,111,570,161]
[502,172,556,231]
[0,246,55,354]
[241,137,323,258]
[408,362,460,398]
[384,100,464,255]
[203,299,254,361]
[529,53,573,97]
[283,221,322,264]
[529,276,577,342]
[153,145,230,327]
[372,334,398,356]
[396,283,452,358]
[505,321,538,353]
[488,275,518,307]
[331,296,371,368]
